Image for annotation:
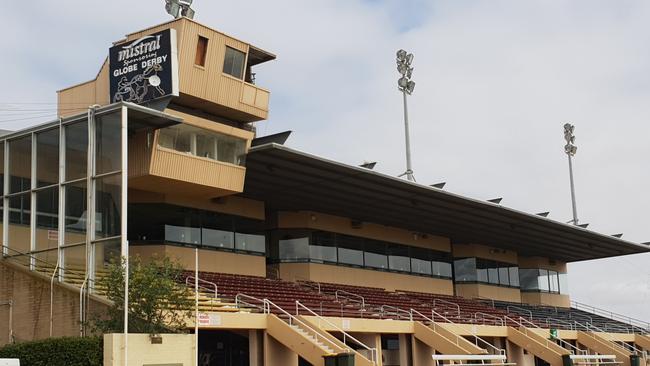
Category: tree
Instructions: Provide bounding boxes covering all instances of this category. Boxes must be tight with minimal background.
[92,255,193,335]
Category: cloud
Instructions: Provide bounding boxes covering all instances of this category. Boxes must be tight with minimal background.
[0,0,648,319]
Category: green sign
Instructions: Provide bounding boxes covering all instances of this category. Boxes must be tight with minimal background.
[550,328,558,339]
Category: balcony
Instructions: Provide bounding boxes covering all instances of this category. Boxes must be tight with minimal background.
[128,124,249,198]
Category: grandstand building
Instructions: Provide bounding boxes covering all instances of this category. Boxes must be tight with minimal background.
[1,16,649,366]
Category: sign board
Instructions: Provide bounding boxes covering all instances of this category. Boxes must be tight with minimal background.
[47,230,58,241]
[109,28,179,104]
[197,313,222,327]
[0,360,20,366]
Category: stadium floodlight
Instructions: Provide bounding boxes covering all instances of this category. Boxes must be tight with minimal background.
[165,0,195,19]
[563,123,579,225]
[396,49,416,182]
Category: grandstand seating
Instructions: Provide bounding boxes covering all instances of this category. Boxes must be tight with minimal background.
[487,300,648,334]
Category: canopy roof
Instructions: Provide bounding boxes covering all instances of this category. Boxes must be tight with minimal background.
[244,143,650,262]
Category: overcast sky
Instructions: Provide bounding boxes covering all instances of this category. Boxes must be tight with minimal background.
[0,1,648,320]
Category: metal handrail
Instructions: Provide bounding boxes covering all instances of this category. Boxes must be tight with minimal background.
[263,299,348,354]
[474,312,504,326]
[546,317,576,331]
[185,276,218,298]
[380,305,411,320]
[335,290,365,309]
[568,312,593,324]
[507,305,533,320]
[509,316,583,355]
[572,300,650,331]
[235,293,267,311]
[585,323,642,355]
[433,298,461,318]
[421,308,505,356]
[296,301,377,363]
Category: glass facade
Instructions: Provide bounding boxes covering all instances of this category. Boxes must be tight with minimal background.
[1,107,126,293]
[157,124,247,166]
[274,230,453,279]
[128,203,266,256]
[453,258,520,288]
[520,268,567,294]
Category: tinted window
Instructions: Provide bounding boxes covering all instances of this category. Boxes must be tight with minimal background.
[223,47,246,79]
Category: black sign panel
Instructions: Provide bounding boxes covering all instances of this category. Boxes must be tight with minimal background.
[109,29,179,104]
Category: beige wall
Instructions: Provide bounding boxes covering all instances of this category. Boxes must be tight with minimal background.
[130,245,266,277]
[518,256,567,272]
[0,261,108,346]
[455,283,522,303]
[521,292,570,308]
[279,262,454,295]
[278,211,450,252]
[104,333,195,366]
[452,243,518,264]
[264,331,298,366]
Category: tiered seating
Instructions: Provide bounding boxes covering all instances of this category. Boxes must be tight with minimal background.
[489,300,647,333]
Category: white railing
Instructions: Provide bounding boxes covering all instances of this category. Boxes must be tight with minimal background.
[296,278,321,294]
[380,305,412,320]
[507,305,533,320]
[185,276,218,298]
[545,317,576,331]
[586,323,645,357]
[508,315,584,355]
[414,308,506,357]
[335,290,365,309]
[474,312,504,326]
[434,299,461,318]
[296,301,378,364]
[572,300,650,332]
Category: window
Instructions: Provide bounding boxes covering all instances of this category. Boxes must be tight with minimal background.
[223,46,246,79]
[158,125,247,166]
[455,258,519,287]
[519,269,540,291]
[337,235,364,267]
[538,269,550,292]
[387,244,410,272]
[454,258,477,282]
[558,273,569,294]
[279,237,309,261]
[520,268,564,294]
[195,36,208,67]
[95,112,121,174]
[36,128,59,187]
[508,267,520,287]
[9,136,31,193]
[411,248,432,276]
[310,232,337,263]
[65,121,88,181]
[548,270,559,293]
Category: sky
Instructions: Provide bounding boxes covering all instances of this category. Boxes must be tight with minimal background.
[0,1,648,320]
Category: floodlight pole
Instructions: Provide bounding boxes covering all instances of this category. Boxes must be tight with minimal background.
[567,152,578,225]
[402,90,414,182]
[564,123,579,225]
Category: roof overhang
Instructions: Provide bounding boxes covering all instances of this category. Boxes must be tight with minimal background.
[243,144,650,262]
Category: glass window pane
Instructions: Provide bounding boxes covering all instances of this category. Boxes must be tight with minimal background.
[388,244,410,272]
[65,121,88,181]
[94,239,121,275]
[235,233,265,253]
[95,174,121,239]
[538,269,550,292]
[65,181,87,245]
[165,224,200,244]
[223,47,246,79]
[499,267,510,286]
[8,193,30,254]
[509,267,520,287]
[202,228,234,249]
[310,231,337,263]
[411,258,432,275]
[157,124,246,165]
[519,269,540,291]
[9,136,31,194]
[454,258,477,282]
[96,112,121,174]
[337,235,364,267]
[432,261,452,278]
[558,273,569,294]
[488,267,499,284]
[364,251,388,269]
[63,244,86,282]
[35,187,58,251]
[549,270,559,293]
[279,237,309,261]
[35,249,58,269]
[36,128,59,187]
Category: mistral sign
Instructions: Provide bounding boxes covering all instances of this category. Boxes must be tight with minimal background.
[109,28,179,104]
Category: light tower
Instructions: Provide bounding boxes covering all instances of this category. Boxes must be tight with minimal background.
[165,0,195,19]
[564,123,579,225]
[396,49,416,182]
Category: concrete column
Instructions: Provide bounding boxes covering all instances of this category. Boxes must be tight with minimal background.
[507,339,535,366]
[399,333,412,366]
[354,333,383,366]
[412,336,434,366]
[249,330,263,366]
[264,331,298,366]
